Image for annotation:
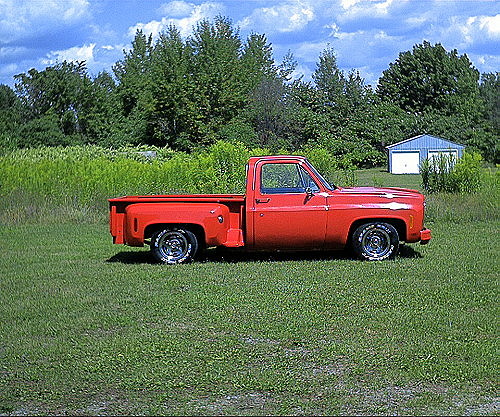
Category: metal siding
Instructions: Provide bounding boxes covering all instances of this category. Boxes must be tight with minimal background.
[387,135,465,174]
[389,135,464,151]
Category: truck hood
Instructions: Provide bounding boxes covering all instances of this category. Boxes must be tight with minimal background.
[336,186,423,199]
[334,187,424,203]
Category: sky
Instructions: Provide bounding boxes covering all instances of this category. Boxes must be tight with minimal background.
[0,0,499,89]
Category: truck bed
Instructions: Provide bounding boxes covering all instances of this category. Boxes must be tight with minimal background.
[109,194,246,247]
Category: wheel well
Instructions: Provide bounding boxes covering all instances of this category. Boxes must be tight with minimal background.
[144,223,206,246]
[348,218,407,243]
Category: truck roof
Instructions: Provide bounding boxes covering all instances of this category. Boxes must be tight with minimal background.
[248,155,307,164]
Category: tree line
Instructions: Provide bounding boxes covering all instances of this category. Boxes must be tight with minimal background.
[0,16,498,165]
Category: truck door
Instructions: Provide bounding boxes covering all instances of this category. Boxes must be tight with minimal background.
[251,161,327,249]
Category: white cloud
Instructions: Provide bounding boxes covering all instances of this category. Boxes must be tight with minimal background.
[428,13,500,54]
[0,46,28,59]
[478,14,500,37]
[0,0,90,43]
[465,14,500,40]
[294,40,329,62]
[42,43,96,66]
[405,14,431,28]
[468,53,500,74]
[239,1,315,33]
[340,0,362,9]
[158,1,194,17]
[0,63,19,77]
[39,43,128,77]
[338,0,406,20]
[129,1,225,39]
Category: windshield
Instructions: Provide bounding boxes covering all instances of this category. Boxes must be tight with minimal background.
[305,160,336,190]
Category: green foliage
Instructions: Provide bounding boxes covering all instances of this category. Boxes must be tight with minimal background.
[450,152,484,193]
[3,22,498,166]
[375,41,497,163]
[17,114,74,147]
[479,72,500,130]
[246,76,296,149]
[312,47,345,105]
[0,141,383,225]
[420,152,484,193]
[0,142,252,214]
[377,41,481,117]
[0,84,23,152]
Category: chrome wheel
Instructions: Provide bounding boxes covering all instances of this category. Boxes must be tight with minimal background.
[362,227,392,259]
[150,228,199,264]
[352,222,399,261]
[157,230,190,263]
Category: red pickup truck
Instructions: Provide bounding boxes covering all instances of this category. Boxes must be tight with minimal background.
[109,155,431,263]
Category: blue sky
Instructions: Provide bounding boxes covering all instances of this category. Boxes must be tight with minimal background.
[1,0,499,88]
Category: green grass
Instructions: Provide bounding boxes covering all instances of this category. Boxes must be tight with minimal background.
[1,220,498,415]
[353,168,423,191]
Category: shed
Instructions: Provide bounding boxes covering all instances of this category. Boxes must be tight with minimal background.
[386,134,465,174]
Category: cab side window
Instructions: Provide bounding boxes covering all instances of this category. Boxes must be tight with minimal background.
[300,166,320,192]
[260,163,319,194]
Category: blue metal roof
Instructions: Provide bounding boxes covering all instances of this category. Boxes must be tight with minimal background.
[386,134,465,150]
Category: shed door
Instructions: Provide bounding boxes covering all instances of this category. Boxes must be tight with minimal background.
[391,151,420,174]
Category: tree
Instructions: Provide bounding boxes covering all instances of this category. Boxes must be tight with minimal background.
[377,41,482,119]
[312,47,345,108]
[247,76,290,148]
[14,61,91,139]
[0,84,23,150]
[480,72,500,132]
[278,50,298,82]
[113,30,155,144]
[185,16,245,145]
[241,33,276,86]
[82,71,124,146]
[478,72,500,162]
[150,25,193,148]
[376,41,499,163]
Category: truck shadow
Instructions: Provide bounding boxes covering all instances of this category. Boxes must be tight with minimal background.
[106,245,422,265]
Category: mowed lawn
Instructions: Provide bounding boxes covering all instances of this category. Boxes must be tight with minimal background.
[0,217,498,415]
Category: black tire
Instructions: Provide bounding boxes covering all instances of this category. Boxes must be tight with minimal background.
[150,228,199,264]
[352,222,399,261]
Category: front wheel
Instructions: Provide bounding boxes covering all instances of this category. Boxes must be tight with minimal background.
[150,228,199,264]
[352,222,399,261]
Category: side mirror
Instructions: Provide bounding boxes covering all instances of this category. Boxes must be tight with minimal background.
[305,187,314,198]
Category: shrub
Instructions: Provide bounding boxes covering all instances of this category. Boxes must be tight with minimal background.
[451,152,484,193]
[420,151,484,193]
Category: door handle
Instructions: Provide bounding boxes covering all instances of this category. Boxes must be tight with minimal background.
[256,198,270,204]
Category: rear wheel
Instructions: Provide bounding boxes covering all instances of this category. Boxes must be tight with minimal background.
[150,228,199,264]
[352,222,399,261]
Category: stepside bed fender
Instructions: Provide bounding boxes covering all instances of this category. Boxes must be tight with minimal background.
[123,203,231,247]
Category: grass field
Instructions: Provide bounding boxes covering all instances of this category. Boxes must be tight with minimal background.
[0,157,499,415]
[1,223,498,414]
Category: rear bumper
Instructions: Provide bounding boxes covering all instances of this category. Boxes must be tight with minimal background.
[420,228,431,245]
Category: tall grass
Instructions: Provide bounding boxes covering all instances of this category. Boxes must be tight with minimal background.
[0,143,249,199]
[1,143,498,225]
[0,142,254,224]
[424,167,500,223]
[420,152,484,194]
